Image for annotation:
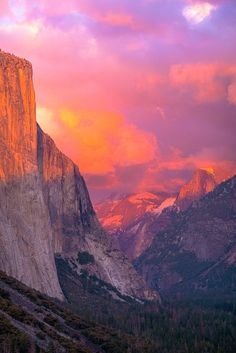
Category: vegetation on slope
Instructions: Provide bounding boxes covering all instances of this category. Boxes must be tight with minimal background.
[0,270,236,353]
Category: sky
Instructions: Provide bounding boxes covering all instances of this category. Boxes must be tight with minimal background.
[0,0,236,202]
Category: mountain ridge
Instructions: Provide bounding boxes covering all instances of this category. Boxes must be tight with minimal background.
[96,168,217,261]
[134,174,236,296]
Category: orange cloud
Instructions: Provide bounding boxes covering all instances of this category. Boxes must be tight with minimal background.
[170,63,236,103]
[37,107,158,175]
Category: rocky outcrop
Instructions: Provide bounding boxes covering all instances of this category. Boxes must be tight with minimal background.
[135,175,236,296]
[37,127,158,301]
[0,51,63,300]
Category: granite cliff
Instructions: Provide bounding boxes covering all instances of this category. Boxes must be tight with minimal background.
[0,51,157,302]
[176,168,216,211]
[0,51,63,300]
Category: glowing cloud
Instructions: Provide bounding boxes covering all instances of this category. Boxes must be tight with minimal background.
[183,2,217,24]
[1,0,235,200]
[0,19,40,35]
[37,108,159,175]
[170,63,236,103]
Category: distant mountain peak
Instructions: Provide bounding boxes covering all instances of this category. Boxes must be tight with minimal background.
[96,168,218,262]
[176,168,217,210]
[194,167,215,178]
[200,166,215,175]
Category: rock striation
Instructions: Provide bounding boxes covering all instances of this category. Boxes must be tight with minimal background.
[0,51,157,302]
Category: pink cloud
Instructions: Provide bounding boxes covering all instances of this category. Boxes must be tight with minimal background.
[26,0,79,16]
[228,80,236,105]
[0,0,9,13]
[170,63,236,104]
[136,146,236,195]
[0,0,235,201]
[93,11,136,28]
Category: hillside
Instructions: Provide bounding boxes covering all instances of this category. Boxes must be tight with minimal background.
[135,175,236,297]
[1,270,236,353]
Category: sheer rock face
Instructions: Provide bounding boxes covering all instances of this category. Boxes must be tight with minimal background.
[37,127,159,301]
[0,51,157,301]
[176,169,217,211]
[0,51,63,300]
[37,125,99,255]
[135,175,236,295]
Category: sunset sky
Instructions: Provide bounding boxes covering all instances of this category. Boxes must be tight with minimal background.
[1,0,236,201]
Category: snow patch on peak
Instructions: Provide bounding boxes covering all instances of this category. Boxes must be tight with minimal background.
[151,197,176,215]
[102,215,123,227]
[128,192,160,205]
